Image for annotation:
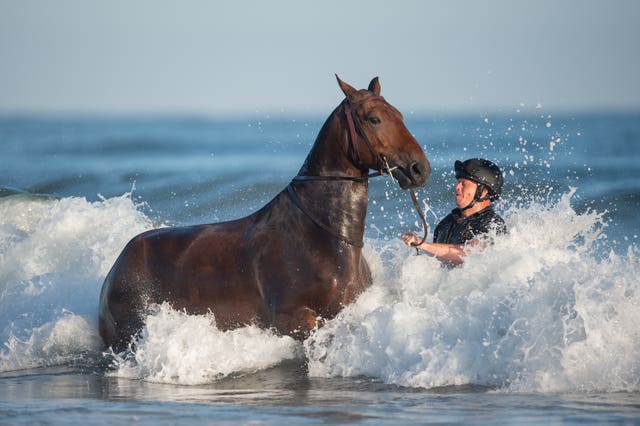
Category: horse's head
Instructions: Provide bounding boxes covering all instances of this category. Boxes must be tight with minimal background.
[336,75,430,189]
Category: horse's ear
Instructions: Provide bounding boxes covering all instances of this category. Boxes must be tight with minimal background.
[335,74,358,101]
[368,77,381,96]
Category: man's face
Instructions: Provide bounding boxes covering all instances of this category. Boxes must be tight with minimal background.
[455,178,478,208]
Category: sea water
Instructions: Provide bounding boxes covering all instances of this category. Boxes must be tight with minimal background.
[1,111,639,424]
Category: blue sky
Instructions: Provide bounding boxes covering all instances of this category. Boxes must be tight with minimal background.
[1,0,638,116]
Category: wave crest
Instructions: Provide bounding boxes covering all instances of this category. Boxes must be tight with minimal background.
[305,189,640,392]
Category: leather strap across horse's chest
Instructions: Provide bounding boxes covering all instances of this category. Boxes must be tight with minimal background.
[285,183,365,248]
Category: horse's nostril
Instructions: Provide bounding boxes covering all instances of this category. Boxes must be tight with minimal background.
[411,162,425,176]
[409,161,431,185]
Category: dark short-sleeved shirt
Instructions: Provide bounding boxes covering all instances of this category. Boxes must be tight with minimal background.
[433,206,507,245]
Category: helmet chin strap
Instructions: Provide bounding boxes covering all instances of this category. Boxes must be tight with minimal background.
[459,184,490,212]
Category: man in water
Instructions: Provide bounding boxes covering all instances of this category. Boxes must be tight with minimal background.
[401,158,507,267]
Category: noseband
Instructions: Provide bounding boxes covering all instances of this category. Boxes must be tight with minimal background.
[288,97,428,248]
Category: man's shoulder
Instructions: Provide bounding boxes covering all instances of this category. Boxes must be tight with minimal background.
[433,210,457,241]
[435,210,458,228]
[471,206,506,233]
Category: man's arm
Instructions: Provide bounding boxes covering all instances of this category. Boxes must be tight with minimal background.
[401,232,468,265]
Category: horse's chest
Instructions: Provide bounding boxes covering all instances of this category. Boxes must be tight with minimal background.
[307,255,369,304]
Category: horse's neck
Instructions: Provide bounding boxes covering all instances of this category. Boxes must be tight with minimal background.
[298,105,363,178]
[292,107,369,245]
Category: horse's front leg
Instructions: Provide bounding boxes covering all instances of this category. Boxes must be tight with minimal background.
[274,306,324,339]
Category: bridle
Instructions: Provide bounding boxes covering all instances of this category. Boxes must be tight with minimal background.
[342,97,389,177]
[287,97,429,248]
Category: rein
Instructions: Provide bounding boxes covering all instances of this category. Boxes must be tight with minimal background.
[409,188,429,250]
[287,98,429,249]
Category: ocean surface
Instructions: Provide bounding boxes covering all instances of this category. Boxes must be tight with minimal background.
[1,109,639,424]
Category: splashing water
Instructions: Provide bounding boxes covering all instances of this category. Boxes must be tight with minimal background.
[107,302,301,385]
[305,189,640,393]
[0,193,152,371]
[0,188,638,392]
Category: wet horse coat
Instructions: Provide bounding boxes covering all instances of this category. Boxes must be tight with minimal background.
[99,76,431,351]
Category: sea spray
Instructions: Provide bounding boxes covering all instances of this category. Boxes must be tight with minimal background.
[554,246,640,392]
[305,189,640,392]
[107,302,301,385]
[1,189,638,392]
[0,193,153,372]
[1,313,101,371]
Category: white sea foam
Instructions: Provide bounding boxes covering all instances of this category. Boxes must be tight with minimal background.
[0,193,152,371]
[107,302,301,385]
[1,190,638,392]
[305,189,640,392]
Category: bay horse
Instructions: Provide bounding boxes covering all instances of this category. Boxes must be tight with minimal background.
[99,76,431,351]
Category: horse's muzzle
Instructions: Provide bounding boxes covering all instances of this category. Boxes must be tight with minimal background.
[392,160,430,189]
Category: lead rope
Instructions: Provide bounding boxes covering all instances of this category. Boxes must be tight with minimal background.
[409,189,429,254]
[384,155,428,254]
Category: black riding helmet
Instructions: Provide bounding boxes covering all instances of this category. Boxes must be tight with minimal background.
[454,158,504,210]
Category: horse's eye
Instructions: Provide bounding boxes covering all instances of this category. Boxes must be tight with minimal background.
[368,116,381,125]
